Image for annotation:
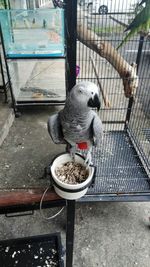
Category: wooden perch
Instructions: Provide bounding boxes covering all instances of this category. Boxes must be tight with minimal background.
[77,9,138,98]
[90,57,111,108]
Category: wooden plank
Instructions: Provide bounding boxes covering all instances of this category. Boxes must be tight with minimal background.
[0,188,61,207]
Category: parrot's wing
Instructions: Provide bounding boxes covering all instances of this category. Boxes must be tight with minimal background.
[91,113,103,146]
[47,113,66,144]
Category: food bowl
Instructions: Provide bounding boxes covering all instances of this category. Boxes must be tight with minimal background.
[50,153,95,200]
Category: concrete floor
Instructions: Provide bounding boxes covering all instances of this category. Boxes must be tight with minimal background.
[0,107,150,267]
[0,202,150,267]
[0,97,14,147]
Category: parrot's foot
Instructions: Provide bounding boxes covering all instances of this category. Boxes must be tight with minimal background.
[85,150,92,167]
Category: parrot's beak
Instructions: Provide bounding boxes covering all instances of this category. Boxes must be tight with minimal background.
[88,94,101,111]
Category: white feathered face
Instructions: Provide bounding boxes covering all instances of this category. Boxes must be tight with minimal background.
[70,81,101,110]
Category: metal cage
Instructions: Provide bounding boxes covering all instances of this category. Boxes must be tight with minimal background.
[76,1,150,201]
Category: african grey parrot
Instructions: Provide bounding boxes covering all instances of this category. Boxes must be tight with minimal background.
[47,81,103,166]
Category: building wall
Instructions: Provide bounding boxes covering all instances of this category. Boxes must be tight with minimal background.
[10,0,50,9]
[10,0,27,9]
[37,0,50,7]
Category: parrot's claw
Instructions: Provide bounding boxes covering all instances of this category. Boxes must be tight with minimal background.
[70,146,76,162]
[85,151,92,167]
[71,152,75,161]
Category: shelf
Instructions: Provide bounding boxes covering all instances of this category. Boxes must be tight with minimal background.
[8,58,66,104]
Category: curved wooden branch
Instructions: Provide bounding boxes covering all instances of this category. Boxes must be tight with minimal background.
[77,11,138,98]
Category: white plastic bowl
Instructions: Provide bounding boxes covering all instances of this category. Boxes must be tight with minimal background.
[50,153,95,200]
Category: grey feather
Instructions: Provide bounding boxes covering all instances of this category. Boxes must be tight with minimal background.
[91,111,103,146]
[47,113,66,144]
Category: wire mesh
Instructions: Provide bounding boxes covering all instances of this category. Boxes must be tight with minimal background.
[128,41,150,172]
[77,0,150,194]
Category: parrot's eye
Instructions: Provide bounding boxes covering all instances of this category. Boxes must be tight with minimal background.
[79,89,82,93]
[91,92,94,95]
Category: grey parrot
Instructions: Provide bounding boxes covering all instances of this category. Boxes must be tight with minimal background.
[47,81,103,166]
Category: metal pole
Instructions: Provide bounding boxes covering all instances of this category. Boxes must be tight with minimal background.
[125,35,144,125]
[65,0,77,92]
[136,35,145,72]
[0,23,17,114]
[66,200,76,267]
[0,53,8,102]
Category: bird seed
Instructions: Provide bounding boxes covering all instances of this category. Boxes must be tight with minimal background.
[55,162,89,184]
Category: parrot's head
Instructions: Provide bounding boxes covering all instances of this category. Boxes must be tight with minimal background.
[70,81,101,111]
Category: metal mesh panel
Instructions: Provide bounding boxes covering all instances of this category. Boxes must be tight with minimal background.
[77,1,150,195]
[77,3,139,127]
[128,43,150,170]
[89,131,149,194]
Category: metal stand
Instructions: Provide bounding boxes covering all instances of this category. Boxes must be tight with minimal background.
[66,200,76,267]
[0,24,16,113]
[0,53,8,103]
[125,35,145,125]
[65,0,77,91]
